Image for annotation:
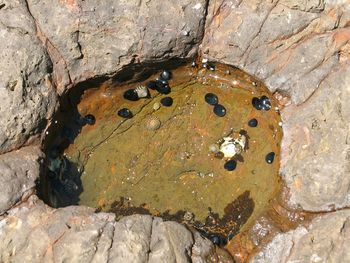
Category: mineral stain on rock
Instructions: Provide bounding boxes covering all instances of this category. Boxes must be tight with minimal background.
[43,61,282,243]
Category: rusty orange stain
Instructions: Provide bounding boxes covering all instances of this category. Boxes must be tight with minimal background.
[333,29,350,48]
[111,165,117,174]
[98,198,106,208]
[59,0,79,10]
[294,177,302,190]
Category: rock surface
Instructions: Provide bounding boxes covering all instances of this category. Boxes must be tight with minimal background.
[201,0,350,212]
[0,196,229,263]
[252,209,350,263]
[26,0,209,92]
[281,64,350,211]
[1,0,350,262]
[0,0,57,154]
[0,146,43,214]
[201,0,350,105]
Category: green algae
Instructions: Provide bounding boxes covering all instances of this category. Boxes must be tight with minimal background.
[54,62,282,238]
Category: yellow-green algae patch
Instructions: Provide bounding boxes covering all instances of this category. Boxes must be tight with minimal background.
[62,63,282,239]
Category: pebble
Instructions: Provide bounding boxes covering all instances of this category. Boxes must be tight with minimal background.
[213,104,226,117]
[248,118,258,127]
[265,152,275,164]
[145,116,161,130]
[160,97,173,107]
[153,102,161,111]
[117,108,133,119]
[205,93,218,105]
[224,160,237,171]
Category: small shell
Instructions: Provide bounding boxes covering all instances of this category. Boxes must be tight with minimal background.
[208,144,220,153]
[145,116,161,131]
[135,85,149,98]
[153,102,161,111]
[183,211,194,221]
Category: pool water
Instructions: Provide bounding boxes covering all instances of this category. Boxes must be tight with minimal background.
[45,61,282,243]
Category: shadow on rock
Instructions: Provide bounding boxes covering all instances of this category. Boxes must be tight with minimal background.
[44,155,83,208]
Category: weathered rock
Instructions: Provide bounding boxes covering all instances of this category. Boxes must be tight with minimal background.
[149,219,193,262]
[109,215,153,263]
[0,0,57,153]
[0,146,43,214]
[201,0,350,105]
[252,209,350,263]
[191,231,234,263]
[26,0,208,92]
[281,63,350,211]
[201,0,350,212]
[0,196,220,263]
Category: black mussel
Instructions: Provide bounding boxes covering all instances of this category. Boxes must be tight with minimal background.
[123,89,139,101]
[206,63,215,71]
[147,80,158,90]
[63,179,79,195]
[239,129,247,136]
[84,114,96,125]
[160,97,173,107]
[213,104,226,117]
[252,97,262,110]
[160,70,172,81]
[208,234,227,247]
[117,108,133,119]
[156,77,168,86]
[156,84,171,94]
[224,160,237,171]
[265,152,275,164]
[248,118,258,127]
[260,95,271,110]
[205,93,218,105]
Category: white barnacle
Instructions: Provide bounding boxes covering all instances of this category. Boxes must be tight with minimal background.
[219,134,246,158]
[135,85,149,98]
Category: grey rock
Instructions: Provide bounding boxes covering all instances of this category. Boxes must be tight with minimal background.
[109,214,153,263]
[191,231,233,263]
[279,0,325,12]
[201,0,350,213]
[201,0,348,104]
[0,146,43,214]
[149,219,193,263]
[0,0,57,153]
[251,210,350,263]
[191,231,214,263]
[280,64,350,211]
[0,196,115,263]
[251,227,308,263]
[26,0,208,92]
[0,196,219,263]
